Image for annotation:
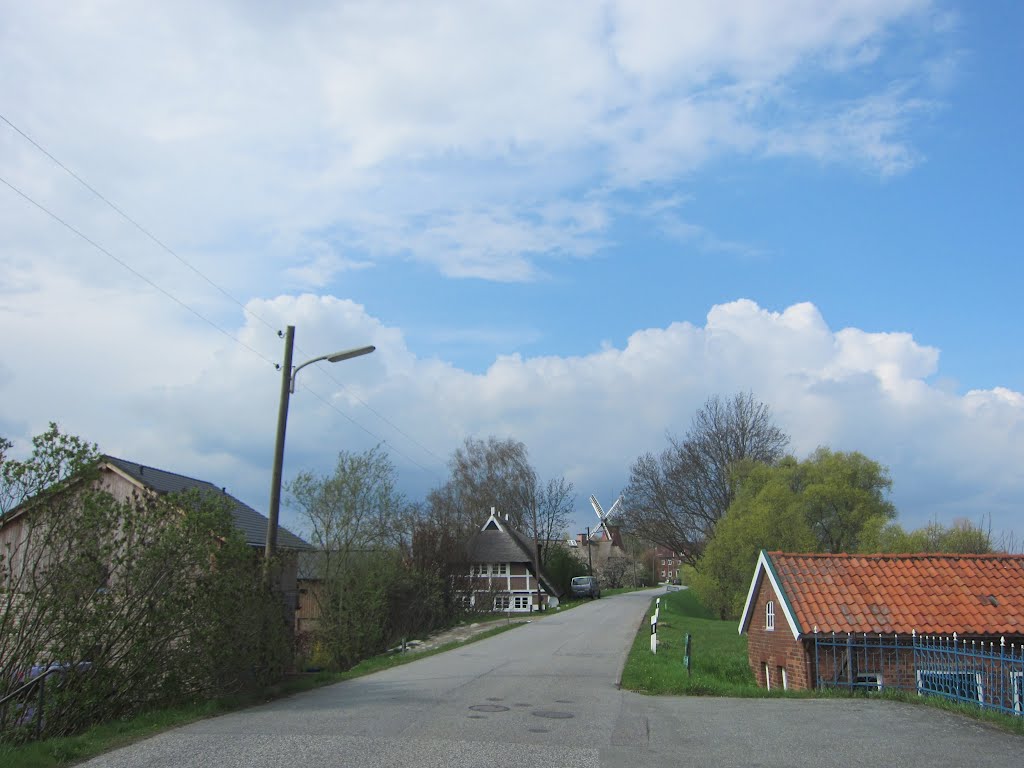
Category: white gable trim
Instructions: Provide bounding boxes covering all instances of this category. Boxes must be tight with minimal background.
[480,510,506,533]
[738,550,801,640]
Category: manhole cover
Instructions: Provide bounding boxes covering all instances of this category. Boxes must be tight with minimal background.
[467,714,487,719]
[469,704,510,713]
[532,710,574,719]
[528,727,550,733]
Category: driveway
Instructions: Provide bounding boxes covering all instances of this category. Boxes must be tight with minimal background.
[83,589,1020,767]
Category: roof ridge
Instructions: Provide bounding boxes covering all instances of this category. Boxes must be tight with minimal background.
[768,551,1024,561]
[104,455,221,490]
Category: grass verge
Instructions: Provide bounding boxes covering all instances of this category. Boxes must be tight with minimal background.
[619,588,759,696]
[0,622,521,768]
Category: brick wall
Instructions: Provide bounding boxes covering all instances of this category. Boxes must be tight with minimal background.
[746,577,813,690]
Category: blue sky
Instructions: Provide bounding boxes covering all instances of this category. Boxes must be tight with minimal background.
[1,1,1022,543]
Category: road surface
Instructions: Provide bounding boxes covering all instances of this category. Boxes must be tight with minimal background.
[83,589,1019,767]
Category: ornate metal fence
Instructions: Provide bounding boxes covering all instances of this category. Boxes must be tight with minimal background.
[813,631,1024,716]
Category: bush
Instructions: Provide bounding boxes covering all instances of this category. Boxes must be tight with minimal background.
[1,428,289,742]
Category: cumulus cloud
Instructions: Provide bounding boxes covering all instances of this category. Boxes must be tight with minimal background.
[2,286,1020,541]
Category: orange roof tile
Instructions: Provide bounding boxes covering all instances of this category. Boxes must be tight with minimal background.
[768,552,1024,636]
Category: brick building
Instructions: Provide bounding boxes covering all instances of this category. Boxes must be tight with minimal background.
[739,550,1024,693]
[652,545,684,583]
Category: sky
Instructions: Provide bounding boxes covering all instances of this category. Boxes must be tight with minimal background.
[1,1,1022,545]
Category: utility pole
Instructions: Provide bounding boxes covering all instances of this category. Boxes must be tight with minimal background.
[266,325,295,564]
[586,526,593,576]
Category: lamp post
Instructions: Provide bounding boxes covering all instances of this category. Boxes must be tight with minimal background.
[265,325,375,561]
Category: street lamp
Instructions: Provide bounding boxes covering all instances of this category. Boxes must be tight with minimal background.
[265,325,375,560]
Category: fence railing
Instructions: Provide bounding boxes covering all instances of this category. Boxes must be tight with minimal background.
[813,631,1023,717]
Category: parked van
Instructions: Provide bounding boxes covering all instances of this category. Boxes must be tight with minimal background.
[570,576,601,599]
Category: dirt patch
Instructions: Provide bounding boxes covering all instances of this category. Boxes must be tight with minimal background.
[402,619,528,654]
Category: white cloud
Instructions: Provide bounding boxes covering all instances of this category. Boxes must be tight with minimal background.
[0,0,945,284]
[2,287,1020,542]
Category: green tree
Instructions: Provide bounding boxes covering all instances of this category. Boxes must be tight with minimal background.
[798,447,896,553]
[1,426,288,742]
[692,449,896,619]
[864,518,994,554]
[691,459,815,619]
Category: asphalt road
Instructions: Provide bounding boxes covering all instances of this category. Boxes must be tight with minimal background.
[82,589,1020,767]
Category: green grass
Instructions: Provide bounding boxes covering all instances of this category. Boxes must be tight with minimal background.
[620,589,761,696]
[0,622,522,767]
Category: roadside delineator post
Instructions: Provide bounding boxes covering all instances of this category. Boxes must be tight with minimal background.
[650,613,658,654]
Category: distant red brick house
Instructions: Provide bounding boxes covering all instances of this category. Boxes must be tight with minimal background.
[652,545,684,583]
[739,550,1024,696]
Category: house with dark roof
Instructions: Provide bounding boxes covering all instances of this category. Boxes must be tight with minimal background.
[463,510,560,612]
[739,550,1024,705]
[100,456,309,551]
[1,455,310,607]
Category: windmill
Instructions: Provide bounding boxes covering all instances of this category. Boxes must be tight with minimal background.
[589,494,622,541]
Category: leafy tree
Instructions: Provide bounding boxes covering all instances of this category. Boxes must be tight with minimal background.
[692,449,896,619]
[691,458,815,618]
[622,393,789,565]
[798,447,895,553]
[1,426,288,742]
[864,518,994,554]
[288,445,411,557]
[286,447,432,669]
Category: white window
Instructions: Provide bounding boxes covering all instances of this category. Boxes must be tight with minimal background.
[763,662,771,690]
[765,601,775,631]
[493,594,511,611]
[916,670,983,703]
[512,594,530,610]
[495,563,508,575]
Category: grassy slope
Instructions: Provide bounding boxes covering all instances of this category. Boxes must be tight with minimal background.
[619,588,759,696]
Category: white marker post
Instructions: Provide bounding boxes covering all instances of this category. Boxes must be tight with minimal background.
[650,613,658,654]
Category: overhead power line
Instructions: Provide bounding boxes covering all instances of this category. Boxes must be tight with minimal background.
[0,112,277,335]
[1,115,449,477]
[0,174,275,366]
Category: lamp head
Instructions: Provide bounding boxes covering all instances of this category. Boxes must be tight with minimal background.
[327,345,375,363]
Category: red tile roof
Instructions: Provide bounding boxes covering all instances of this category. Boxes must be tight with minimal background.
[768,552,1024,636]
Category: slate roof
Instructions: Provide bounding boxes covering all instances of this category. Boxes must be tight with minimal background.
[764,551,1024,636]
[466,514,559,596]
[103,455,310,551]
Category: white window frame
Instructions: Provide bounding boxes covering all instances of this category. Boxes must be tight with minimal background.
[493,594,511,611]
[916,670,983,703]
[495,563,508,575]
[512,594,530,611]
[765,601,775,631]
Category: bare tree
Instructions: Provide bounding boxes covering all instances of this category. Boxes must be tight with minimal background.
[446,436,535,529]
[529,476,575,565]
[621,392,789,565]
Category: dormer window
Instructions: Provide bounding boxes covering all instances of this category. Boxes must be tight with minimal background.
[766,600,775,631]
